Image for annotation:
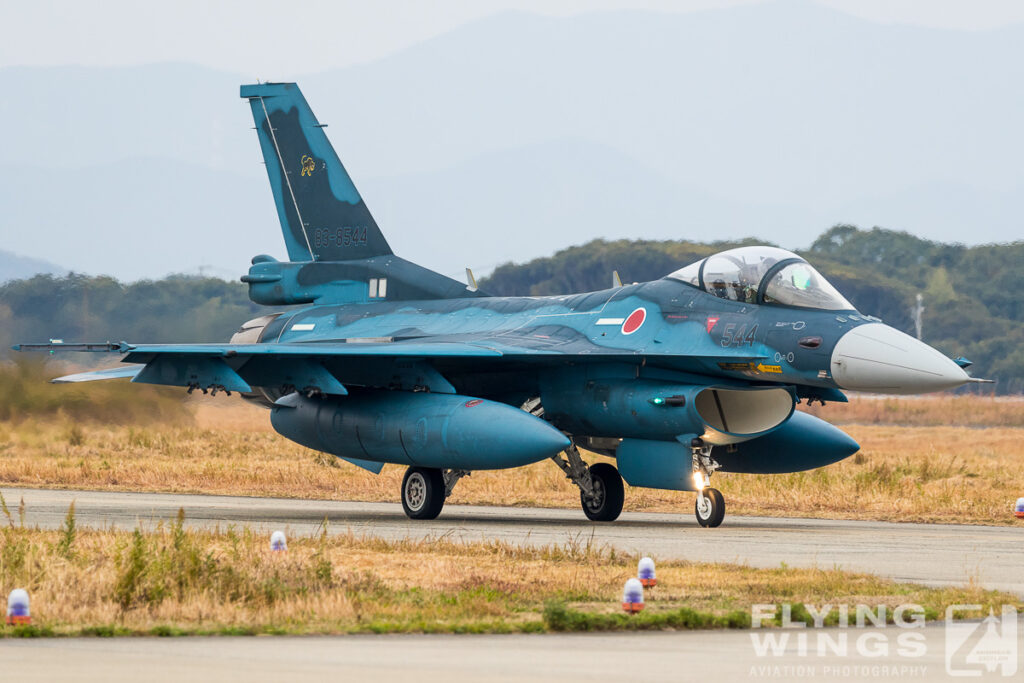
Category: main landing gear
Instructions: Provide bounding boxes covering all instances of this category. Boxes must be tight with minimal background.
[400,466,470,520]
[397,436,722,528]
[551,443,624,521]
[691,438,725,527]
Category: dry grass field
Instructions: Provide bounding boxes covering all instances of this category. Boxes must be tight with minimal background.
[0,361,1022,526]
[2,364,1022,636]
[0,508,1016,636]
[1,396,1022,525]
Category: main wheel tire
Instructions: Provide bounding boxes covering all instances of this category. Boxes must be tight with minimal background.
[581,462,625,522]
[401,467,445,520]
[695,487,725,528]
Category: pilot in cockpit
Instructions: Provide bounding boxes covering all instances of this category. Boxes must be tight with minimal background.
[667,246,855,311]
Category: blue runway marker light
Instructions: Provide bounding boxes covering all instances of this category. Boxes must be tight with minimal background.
[270,530,287,551]
[622,578,644,614]
[1015,498,1024,519]
[638,557,657,587]
[6,589,30,626]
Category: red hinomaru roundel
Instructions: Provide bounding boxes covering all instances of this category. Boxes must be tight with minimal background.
[621,308,646,335]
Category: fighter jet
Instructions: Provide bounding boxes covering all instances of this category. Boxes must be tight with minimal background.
[15,83,989,527]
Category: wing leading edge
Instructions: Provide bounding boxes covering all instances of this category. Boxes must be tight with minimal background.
[18,339,765,394]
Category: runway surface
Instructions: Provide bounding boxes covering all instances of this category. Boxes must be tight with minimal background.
[4,487,1023,595]
[5,621,1021,682]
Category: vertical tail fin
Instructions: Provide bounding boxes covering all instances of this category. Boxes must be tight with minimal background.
[240,82,391,262]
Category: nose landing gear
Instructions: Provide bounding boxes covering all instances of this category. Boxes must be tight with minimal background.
[691,438,725,527]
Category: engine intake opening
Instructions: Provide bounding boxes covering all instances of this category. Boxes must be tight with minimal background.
[694,386,793,442]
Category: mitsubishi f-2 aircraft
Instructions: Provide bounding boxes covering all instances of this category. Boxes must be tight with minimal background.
[16,83,990,527]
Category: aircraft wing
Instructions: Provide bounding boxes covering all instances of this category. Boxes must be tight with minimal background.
[16,338,765,394]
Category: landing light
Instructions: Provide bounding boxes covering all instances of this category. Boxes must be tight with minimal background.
[622,578,644,614]
[270,530,287,551]
[6,589,30,626]
[638,557,657,587]
[692,471,708,490]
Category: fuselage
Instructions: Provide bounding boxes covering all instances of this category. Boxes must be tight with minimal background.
[240,275,970,404]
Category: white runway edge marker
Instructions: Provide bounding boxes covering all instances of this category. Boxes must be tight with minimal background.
[270,530,287,551]
[6,588,30,626]
[622,578,644,614]
[1015,497,1024,519]
[638,557,657,587]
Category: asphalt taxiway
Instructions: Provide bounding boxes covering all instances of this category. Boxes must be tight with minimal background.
[3,487,1022,595]
[6,622,1021,683]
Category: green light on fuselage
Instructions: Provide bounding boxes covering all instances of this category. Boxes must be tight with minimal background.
[649,397,666,406]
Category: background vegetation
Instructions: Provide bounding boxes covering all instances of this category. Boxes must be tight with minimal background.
[0,273,268,350]
[1,225,1022,391]
[1,366,1021,526]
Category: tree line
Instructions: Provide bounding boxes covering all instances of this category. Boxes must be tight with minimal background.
[1,225,1021,393]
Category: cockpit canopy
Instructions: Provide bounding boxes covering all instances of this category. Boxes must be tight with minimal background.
[667,246,855,311]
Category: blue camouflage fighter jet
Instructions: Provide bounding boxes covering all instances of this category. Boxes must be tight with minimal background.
[16,83,990,527]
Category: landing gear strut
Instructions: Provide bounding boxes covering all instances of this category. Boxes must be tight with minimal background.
[691,438,725,527]
[443,469,470,498]
[551,443,624,522]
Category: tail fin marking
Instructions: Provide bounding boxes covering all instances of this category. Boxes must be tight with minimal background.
[241,82,392,263]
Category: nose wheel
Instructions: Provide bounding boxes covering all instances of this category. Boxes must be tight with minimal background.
[695,487,725,527]
[691,438,725,527]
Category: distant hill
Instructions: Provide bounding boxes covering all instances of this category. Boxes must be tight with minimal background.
[0,159,278,281]
[2,3,1023,279]
[0,250,66,283]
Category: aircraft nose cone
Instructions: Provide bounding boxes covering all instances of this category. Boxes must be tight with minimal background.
[830,323,970,394]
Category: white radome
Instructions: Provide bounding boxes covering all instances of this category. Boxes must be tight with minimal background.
[831,323,970,394]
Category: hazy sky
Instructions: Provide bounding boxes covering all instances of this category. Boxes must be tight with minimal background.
[2,0,1022,279]
[3,0,1024,75]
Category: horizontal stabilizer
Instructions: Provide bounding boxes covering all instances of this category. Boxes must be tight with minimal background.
[52,365,143,383]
